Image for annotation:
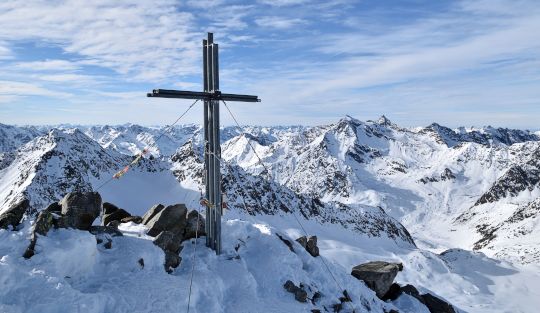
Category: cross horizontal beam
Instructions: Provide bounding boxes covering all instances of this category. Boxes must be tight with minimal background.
[147,89,260,102]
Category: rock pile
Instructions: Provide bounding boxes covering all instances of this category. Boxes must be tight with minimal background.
[0,199,29,230]
[296,235,319,257]
[351,261,403,298]
[23,191,102,258]
[140,203,205,273]
[351,261,456,313]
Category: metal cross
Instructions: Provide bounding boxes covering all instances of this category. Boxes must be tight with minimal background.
[147,33,260,255]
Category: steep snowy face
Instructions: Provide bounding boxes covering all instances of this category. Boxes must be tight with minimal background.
[0,128,128,214]
[171,141,416,246]
[0,124,44,153]
[2,117,540,264]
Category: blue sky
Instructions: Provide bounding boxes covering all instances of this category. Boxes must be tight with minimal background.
[0,0,539,129]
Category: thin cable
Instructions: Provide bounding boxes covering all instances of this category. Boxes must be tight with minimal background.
[221,100,350,305]
[186,201,202,313]
[95,99,199,192]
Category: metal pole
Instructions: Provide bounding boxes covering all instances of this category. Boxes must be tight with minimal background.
[202,39,211,247]
[212,43,221,254]
[206,34,215,250]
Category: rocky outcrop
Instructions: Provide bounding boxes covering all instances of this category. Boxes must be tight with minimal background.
[101,202,131,226]
[283,280,308,303]
[153,231,183,273]
[351,261,403,298]
[23,210,56,258]
[142,204,164,225]
[0,199,29,230]
[60,192,102,230]
[145,204,188,237]
[183,210,205,240]
[296,235,319,257]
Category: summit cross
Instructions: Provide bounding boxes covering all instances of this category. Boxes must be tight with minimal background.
[147,32,260,255]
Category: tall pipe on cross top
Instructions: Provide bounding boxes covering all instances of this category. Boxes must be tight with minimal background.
[203,32,222,254]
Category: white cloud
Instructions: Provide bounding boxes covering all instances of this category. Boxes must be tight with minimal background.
[255,16,307,29]
[258,0,308,6]
[0,1,199,82]
[14,59,80,71]
[0,80,71,102]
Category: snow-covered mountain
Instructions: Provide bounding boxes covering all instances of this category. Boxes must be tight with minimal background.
[2,116,540,312]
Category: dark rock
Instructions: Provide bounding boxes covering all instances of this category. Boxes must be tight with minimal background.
[382,283,402,301]
[401,284,423,303]
[89,226,123,237]
[277,233,294,252]
[296,235,319,257]
[332,303,342,312]
[306,236,319,257]
[60,192,102,230]
[34,211,54,236]
[103,240,112,249]
[421,293,456,313]
[351,261,403,298]
[121,216,142,224]
[102,202,119,215]
[153,231,183,254]
[23,210,56,259]
[0,199,29,230]
[138,258,145,269]
[183,210,205,240]
[283,280,308,303]
[311,291,322,304]
[142,204,165,225]
[296,236,308,248]
[146,204,188,237]
[103,208,131,226]
[44,202,62,213]
[164,251,181,273]
[311,310,321,313]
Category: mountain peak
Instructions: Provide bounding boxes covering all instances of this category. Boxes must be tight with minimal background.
[377,115,393,126]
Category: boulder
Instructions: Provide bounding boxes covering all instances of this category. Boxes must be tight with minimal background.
[351,261,403,298]
[23,210,56,259]
[164,251,181,273]
[60,192,102,230]
[145,204,188,237]
[102,208,131,226]
[401,284,423,303]
[283,280,308,303]
[153,231,183,254]
[44,202,62,213]
[296,235,319,257]
[121,216,142,224]
[142,204,165,225]
[183,210,205,240]
[102,202,119,215]
[306,236,319,257]
[89,226,123,237]
[421,293,456,313]
[0,199,29,230]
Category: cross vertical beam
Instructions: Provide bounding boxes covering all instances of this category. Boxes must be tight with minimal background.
[204,33,222,254]
[147,32,260,255]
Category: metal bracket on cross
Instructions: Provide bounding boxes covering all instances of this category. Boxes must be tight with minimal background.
[147,33,260,255]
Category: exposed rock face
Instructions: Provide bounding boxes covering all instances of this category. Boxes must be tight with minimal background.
[351,261,403,298]
[121,216,142,224]
[296,235,319,257]
[23,210,56,259]
[0,199,29,230]
[421,293,456,313]
[60,192,102,230]
[142,204,164,225]
[283,280,308,303]
[153,231,183,254]
[145,204,188,237]
[103,208,131,226]
[183,210,205,240]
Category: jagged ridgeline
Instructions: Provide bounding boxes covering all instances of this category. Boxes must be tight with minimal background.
[1,117,539,312]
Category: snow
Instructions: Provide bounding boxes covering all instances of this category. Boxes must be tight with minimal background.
[2,118,540,312]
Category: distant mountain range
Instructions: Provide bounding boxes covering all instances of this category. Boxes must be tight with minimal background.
[1,116,539,265]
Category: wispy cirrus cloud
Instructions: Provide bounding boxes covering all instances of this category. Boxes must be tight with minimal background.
[255,16,307,29]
